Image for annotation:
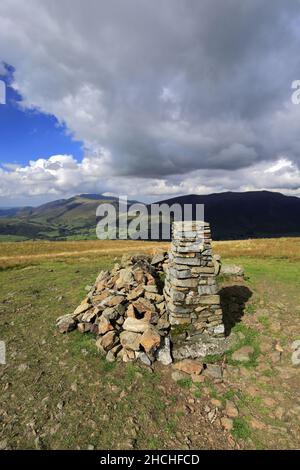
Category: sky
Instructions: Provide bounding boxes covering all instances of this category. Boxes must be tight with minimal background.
[0,0,300,206]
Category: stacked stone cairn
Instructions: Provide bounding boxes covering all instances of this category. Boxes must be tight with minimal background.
[56,252,172,366]
[164,221,226,359]
[56,221,227,366]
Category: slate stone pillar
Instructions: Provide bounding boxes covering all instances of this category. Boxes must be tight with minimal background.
[164,221,225,359]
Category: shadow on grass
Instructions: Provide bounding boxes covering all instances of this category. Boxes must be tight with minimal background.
[220,285,253,336]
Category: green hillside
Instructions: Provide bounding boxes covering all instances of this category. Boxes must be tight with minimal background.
[0,195,120,241]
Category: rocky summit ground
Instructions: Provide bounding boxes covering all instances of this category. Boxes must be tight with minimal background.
[0,240,299,450]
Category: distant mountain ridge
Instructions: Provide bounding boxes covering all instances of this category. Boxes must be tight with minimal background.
[153,191,300,239]
[0,190,299,241]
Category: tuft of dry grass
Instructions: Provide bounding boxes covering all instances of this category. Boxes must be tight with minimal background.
[0,240,169,269]
[0,237,299,269]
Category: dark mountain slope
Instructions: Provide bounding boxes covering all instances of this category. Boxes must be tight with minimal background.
[154,191,300,239]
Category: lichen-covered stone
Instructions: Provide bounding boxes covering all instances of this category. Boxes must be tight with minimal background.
[123,317,149,333]
[56,314,77,333]
[120,331,142,351]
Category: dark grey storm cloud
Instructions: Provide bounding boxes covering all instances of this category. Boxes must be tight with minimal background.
[0,0,300,202]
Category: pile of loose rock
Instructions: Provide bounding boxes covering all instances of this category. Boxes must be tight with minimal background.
[56,253,172,366]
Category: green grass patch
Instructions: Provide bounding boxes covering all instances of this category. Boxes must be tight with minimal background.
[231,417,251,440]
[165,418,178,434]
[100,359,117,373]
[258,315,271,328]
[202,353,224,363]
[69,331,99,358]
[205,381,230,406]
[261,369,274,378]
[226,323,261,368]
[193,382,203,398]
[0,234,29,242]
[147,437,162,449]
[244,303,256,316]
[124,363,140,383]
[223,389,236,401]
[227,257,300,285]
[177,377,192,389]
[206,381,221,400]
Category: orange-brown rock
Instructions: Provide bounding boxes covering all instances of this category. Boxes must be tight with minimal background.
[73,299,91,316]
[174,359,203,375]
[127,286,144,301]
[99,331,117,351]
[121,348,136,362]
[145,273,156,285]
[77,322,92,333]
[81,309,96,322]
[95,280,106,292]
[126,304,137,318]
[133,270,145,284]
[98,317,114,335]
[133,298,155,314]
[143,310,156,322]
[93,290,110,303]
[140,327,161,353]
[105,295,125,307]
